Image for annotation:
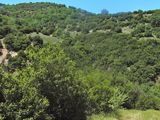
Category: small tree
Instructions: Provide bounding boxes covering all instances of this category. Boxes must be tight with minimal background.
[0,68,51,120]
[101,9,109,15]
[26,45,88,120]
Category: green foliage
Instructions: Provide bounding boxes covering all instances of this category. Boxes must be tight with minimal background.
[4,33,31,51]
[131,25,152,37]
[111,27,122,33]
[7,51,27,71]
[108,88,128,111]
[26,45,88,120]
[20,26,36,34]
[151,15,160,27]
[62,30,160,110]
[0,44,88,120]
[1,2,160,119]
[0,26,12,37]
[0,68,50,120]
[83,70,127,113]
[29,35,43,47]
[135,85,160,110]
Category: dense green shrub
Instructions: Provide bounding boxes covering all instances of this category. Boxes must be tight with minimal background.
[29,35,43,47]
[84,70,127,113]
[8,51,27,71]
[26,45,88,120]
[20,26,36,34]
[4,33,31,51]
[0,68,51,120]
[131,25,145,37]
[0,26,12,37]
[151,15,160,27]
[135,85,160,110]
[111,27,122,33]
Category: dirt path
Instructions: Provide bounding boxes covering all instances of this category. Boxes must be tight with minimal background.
[0,39,8,64]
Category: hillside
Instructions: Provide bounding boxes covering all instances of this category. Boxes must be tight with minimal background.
[0,2,160,120]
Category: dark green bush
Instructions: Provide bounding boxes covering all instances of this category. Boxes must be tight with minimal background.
[4,33,31,51]
[112,27,122,33]
[27,45,88,120]
[29,35,43,47]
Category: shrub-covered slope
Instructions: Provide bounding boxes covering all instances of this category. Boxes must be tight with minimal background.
[0,2,160,120]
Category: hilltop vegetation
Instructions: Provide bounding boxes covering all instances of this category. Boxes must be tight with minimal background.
[0,2,160,120]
